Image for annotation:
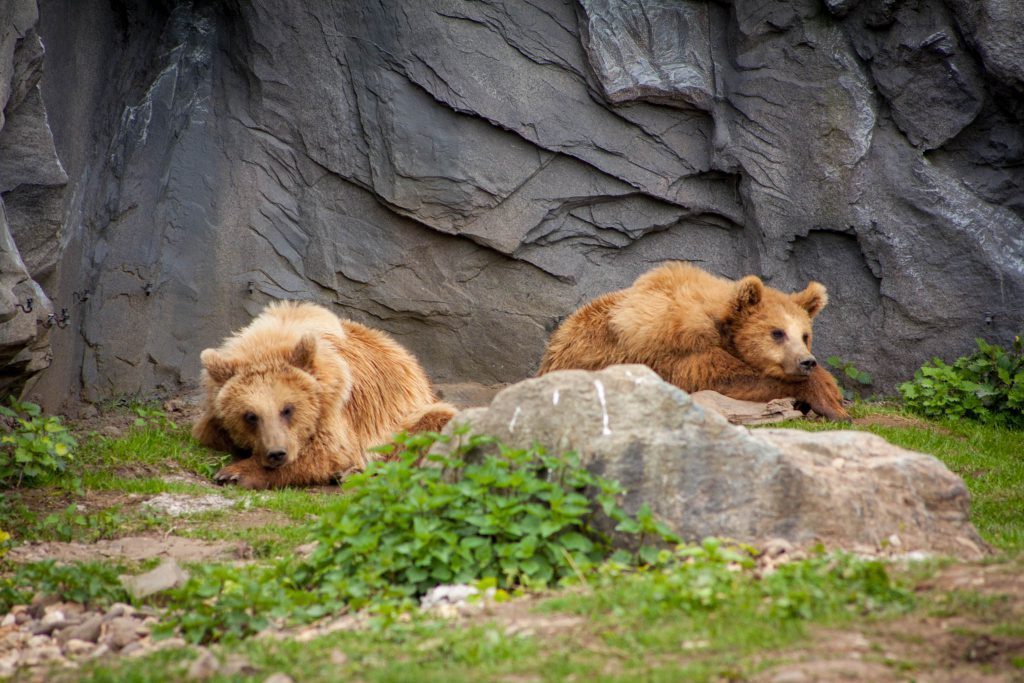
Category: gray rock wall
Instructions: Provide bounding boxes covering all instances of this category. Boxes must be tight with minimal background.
[0,0,63,397]
[3,0,1022,407]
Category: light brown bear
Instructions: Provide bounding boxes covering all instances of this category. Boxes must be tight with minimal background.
[193,301,457,488]
[538,262,850,421]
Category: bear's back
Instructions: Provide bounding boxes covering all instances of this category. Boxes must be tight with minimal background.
[218,302,346,365]
[330,319,437,449]
[608,262,731,358]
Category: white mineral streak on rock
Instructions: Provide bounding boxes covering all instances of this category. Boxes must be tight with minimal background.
[508,406,521,433]
[593,380,611,436]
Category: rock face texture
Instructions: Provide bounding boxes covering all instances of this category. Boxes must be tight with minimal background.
[0,0,1020,405]
[0,0,64,397]
[440,365,986,558]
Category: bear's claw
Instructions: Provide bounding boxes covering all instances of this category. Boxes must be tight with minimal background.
[213,468,240,485]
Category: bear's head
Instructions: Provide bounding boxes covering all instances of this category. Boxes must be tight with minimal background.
[726,276,828,381]
[200,334,328,469]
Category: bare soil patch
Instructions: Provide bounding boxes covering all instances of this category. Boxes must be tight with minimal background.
[853,413,956,435]
[7,536,248,564]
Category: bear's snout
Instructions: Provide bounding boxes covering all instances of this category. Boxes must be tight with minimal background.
[266,448,287,468]
[798,356,817,374]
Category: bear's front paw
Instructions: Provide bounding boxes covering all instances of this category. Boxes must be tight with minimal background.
[806,368,852,423]
[214,462,272,489]
[812,400,852,423]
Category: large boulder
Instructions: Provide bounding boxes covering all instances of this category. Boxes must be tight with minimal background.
[438,365,986,559]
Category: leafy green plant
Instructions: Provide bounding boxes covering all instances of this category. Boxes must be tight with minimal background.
[130,404,176,429]
[0,397,77,487]
[826,356,873,400]
[0,561,129,613]
[296,433,677,608]
[899,336,1024,427]
[154,563,323,644]
[37,504,129,543]
[159,431,679,643]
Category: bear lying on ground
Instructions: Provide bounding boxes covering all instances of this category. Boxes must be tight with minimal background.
[538,262,850,421]
[193,301,457,488]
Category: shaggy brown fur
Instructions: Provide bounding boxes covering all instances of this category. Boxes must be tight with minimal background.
[538,262,849,421]
[193,302,457,488]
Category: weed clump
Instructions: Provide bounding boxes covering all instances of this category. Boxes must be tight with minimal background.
[0,398,77,487]
[900,336,1024,428]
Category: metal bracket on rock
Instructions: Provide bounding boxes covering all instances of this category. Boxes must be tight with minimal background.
[43,308,70,329]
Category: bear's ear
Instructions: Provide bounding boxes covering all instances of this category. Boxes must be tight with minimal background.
[729,275,764,317]
[290,333,318,373]
[200,349,236,384]
[792,282,828,318]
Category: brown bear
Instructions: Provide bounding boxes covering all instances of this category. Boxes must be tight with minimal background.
[538,262,850,421]
[193,301,457,488]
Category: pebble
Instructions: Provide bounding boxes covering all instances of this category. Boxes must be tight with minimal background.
[264,674,296,683]
[187,649,219,680]
[104,603,134,620]
[101,617,144,650]
[58,615,103,644]
[63,639,95,657]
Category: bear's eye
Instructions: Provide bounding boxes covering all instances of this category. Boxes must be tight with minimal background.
[771,329,785,342]
[802,333,810,344]
[243,411,259,426]
[281,405,294,420]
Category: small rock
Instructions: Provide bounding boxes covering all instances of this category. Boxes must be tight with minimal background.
[31,609,68,636]
[187,649,219,680]
[767,670,809,683]
[88,644,110,660]
[295,542,318,557]
[29,594,60,619]
[56,602,85,619]
[58,615,103,644]
[263,674,295,683]
[0,615,15,628]
[100,617,143,650]
[27,635,51,648]
[120,559,190,600]
[77,403,99,419]
[23,644,62,666]
[98,425,123,439]
[120,640,147,657]
[221,654,259,676]
[63,638,95,656]
[143,493,235,518]
[420,584,479,609]
[104,603,134,620]
[151,637,187,651]
[762,538,794,559]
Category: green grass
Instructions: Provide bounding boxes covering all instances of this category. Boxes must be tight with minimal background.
[6,402,1023,683]
[0,415,332,555]
[73,422,229,480]
[65,551,916,683]
[766,404,1024,552]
